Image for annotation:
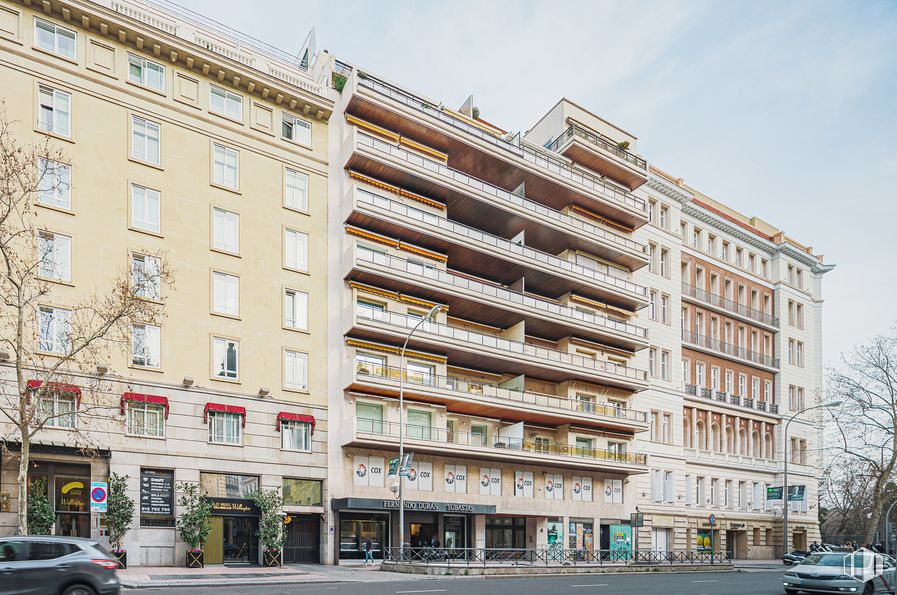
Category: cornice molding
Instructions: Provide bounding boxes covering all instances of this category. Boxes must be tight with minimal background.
[646,172,693,205]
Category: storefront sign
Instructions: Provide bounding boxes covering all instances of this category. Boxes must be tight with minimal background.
[331,497,495,514]
[207,497,260,516]
[729,522,746,530]
[787,485,806,502]
[767,486,784,500]
[140,469,174,524]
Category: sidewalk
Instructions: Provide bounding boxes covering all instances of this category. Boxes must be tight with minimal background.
[732,558,786,571]
[119,561,427,589]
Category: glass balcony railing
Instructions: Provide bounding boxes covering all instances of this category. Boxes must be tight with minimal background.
[354,249,648,339]
[356,132,647,255]
[354,362,649,424]
[681,283,778,327]
[355,305,649,383]
[545,124,648,172]
[681,330,779,369]
[355,75,646,213]
[353,417,647,466]
[356,188,649,299]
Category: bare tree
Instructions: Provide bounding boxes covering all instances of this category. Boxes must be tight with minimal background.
[0,103,172,534]
[826,328,897,544]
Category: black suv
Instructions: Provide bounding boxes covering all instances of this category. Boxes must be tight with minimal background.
[0,536,120,595]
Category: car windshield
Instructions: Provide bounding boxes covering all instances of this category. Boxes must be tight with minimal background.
[801,553,847,566]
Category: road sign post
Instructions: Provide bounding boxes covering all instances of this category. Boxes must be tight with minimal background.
[708,514,717,564]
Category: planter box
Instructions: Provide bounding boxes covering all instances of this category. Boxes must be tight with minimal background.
[114,550,127,570]
[187,550,204,568]
[263,550,282,567]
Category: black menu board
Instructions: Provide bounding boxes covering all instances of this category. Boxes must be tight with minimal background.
[140,468,174,527]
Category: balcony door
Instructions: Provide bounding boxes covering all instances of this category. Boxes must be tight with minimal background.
[357,402,384,434]
[406,409,432,440]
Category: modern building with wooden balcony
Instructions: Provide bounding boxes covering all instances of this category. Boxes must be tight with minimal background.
[327,63,652,563]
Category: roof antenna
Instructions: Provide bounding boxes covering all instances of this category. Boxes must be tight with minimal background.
[297,27,316,70]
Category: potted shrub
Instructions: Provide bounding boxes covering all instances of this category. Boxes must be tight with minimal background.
[250,489,285,567]
[332,72,347,93]
[616,140,630,151]
[175,482,212,568]
[27,476,54,535]
[107,473,135,569]
[472,106,480,120]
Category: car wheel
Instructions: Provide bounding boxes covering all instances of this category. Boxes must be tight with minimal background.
[863,581,874,595]
[61,584,97,595]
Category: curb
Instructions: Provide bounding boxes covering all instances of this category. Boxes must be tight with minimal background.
[122,578,361,589]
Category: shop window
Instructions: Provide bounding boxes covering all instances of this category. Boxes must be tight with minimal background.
[282,478,322,507]
[200,472,258,499]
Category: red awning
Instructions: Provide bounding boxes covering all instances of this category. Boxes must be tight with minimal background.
[120,393,170,418]
[204,402,246,427]
[276,412,316,433]
[27,379,82,407]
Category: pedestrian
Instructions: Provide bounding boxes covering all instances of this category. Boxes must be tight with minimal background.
[364,538,373,565]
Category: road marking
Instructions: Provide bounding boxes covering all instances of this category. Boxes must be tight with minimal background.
[692,579,719,583]
[396,591,448,594]
[571,584,609,587]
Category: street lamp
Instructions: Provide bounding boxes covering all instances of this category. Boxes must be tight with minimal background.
[782,400,841,556]
[398,304,441,560]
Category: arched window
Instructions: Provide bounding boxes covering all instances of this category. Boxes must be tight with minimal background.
[765,432,774,459]
[710,423,721,452]
[751,431,761,458]
[696,420,707,451]
[739,428,748,455]
[725,426,735,453]
[683,418,692,448]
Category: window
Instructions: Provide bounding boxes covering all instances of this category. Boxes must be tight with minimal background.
[38,392,76,428]
[38,306,70,353]
[284,228,308,271]
[212,144,239,189]
[692,228,701,248]
[761,259,769,279]
[796,303,804,329]
[725,370,733,393]
[130,184,161,233]
[357,402,384,433]
[131,116,161,165]
[660,294,670,325]
[661,350,670,381]
[127,54,165,91]
[284,168,309,211]
[37,231,71,281]
[660,248,670,278]
[212,208,239,254]
[210,86,243,120]
[534,436,549,453]
[680,221,687,240]
[648,347,657,378]
[35,18,76,59]
[406,361,435,385]
[738,374,746,397]
[38,84,71,136]
[797,387,805,411]
[283,478,322,506]
[212,271,239,317]
[764,380,772,403]
[576,394,594,413]
[649,290,657,320]
[662,414,672,444]
[797,341,804,367]
[407,409,432,440]
[575,436,594,455]
[208,411,241,445]
[37,159,71,209]
[200,472,258,498]
[131,323,161,368]
[735,248,743,268]
[682,359,690,384]
[706,234,716,255]
[212,337,239,379]
[126,401,165,437]
[659,205,669,230]
[282,114,312,146]
[648,199,655,223]
[281,421,311,451]
[748,253,756,273]
[284,350,308,390]
[284,289,308,330]
[648,242,657,274]
[721,241,730,261]
[711,367,719,390]
[131,253,161,299]
[695,362,705,387]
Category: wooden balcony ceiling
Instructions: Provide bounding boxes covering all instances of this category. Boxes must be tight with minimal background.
[346,152,646,271]
[346,328,641,391]
[348,95,646,229]
[561,142,647,191]
[347,382,642,433]
[347,266,645,352]
[346,209,644,312]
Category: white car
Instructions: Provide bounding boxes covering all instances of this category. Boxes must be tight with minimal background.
[783,551,897,595]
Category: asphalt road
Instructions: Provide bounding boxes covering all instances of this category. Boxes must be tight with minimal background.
[130,570,790,595]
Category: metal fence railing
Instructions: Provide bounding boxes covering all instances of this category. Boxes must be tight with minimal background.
[382,547,731,566]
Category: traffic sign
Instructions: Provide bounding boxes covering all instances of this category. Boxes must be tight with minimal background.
[90,481,108,513]
[708,514,716,526]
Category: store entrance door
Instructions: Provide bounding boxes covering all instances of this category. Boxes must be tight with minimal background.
[223,517,258,564]
[443,516,466,550]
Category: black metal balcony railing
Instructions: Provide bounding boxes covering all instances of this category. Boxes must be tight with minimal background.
[354,362,649,424]
[545,124,648,171]
[356,188,649,298]
[383,547,730,566]
[681,329,779,369]
[356,132,647,255]
[681,282,779,328]
[355,248,648,339]
[685,384,780,414]
[355,75,647,213]
[354,418,647,465]
[356,305,649,383]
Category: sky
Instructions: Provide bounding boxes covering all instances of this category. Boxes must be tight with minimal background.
[177,0,897,365]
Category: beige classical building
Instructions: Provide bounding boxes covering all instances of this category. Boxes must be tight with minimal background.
[0,0,332,565]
